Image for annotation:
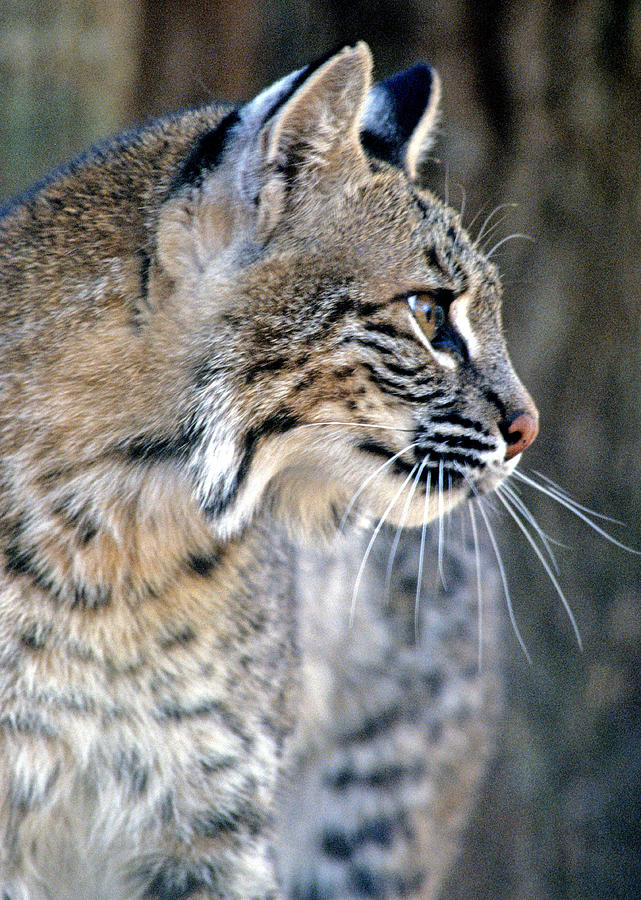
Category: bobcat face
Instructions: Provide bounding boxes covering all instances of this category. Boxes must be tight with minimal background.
[155,43,537,537]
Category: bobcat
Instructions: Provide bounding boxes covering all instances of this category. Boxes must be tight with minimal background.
[0,43,537,899]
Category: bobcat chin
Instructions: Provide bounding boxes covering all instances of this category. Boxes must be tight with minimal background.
[0,43,536,899]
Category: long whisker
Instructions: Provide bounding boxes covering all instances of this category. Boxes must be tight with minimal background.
[475,202,518,245]
[437,460,447,587]
[486,233,535,259]
[468,501,483,671]
[509,484,573,554]
[501,480,562,574]
[465,201,491,238]
[299,420,415,434]
[339,441,418,531]
[415,468,432,639]
[350,464,419,624]
[477,212,516,250]
[457,182,466,229]
[529,469,625,525]
[474,495,532,665]
[384,455,427,600]
[512,469,641,554]
[496,486,583,652]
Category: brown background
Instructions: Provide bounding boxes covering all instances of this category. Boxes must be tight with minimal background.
[2,1,641,897]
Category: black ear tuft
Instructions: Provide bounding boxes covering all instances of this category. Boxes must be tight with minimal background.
[361,63,438,169]
[171,109,241,194]
[260,43,362,126]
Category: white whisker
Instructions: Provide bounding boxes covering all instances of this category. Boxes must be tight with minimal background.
[485,233,535,259]
[465,201,490,238]
[299,420,414,434]
[468,501,483,671]
[529,469,625,525]
[384,456,427,600]
[437,460,447,588]
[457,183,466,230]
[477,212,515,250]
[501,480,562,574]
[475,202,518,245]
[496,486,583,652]
[339,441,418,531]
[474,495,532,665]
[415,469,432,639]
[512,469,640,554]
[350,464,419,625]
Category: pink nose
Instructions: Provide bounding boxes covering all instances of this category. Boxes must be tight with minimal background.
[504,412,539,460]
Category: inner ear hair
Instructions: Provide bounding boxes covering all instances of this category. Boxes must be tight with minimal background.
[264,42,373,176]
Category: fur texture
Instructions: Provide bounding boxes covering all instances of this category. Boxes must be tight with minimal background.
[0,43,536,898]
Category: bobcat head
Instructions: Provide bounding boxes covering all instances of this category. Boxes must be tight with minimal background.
[151,42,537,538]
[0,43,537,568]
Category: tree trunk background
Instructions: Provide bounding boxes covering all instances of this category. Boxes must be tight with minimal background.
[2,2,641,897]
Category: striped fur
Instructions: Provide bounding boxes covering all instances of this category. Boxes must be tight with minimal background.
[0,44,535,898]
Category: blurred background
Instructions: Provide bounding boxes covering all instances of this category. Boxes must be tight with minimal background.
[1,1,640,897]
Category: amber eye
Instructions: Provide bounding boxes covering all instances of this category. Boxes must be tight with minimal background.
[406,292,446,341]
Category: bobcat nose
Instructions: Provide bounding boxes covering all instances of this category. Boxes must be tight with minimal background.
[503,411,539,460]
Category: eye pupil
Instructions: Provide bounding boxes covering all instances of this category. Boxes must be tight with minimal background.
[406,292,445,341]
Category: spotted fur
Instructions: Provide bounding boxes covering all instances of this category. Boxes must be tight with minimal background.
[0,44,536,898]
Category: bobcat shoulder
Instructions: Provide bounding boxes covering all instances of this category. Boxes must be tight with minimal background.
[0,43,536,899]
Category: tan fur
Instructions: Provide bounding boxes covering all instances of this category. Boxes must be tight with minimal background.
[0,44,536,898]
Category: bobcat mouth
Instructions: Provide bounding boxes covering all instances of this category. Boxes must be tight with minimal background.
[356,431,510,507]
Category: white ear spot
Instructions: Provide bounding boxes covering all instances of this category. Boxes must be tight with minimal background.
[405,69,441,182]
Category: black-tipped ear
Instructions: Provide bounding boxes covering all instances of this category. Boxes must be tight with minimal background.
[360,63,441,182]
[237,41,372,214]
[158,44,373,279]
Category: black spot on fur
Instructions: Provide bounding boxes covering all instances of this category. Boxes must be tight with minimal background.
[422,669,445,698]
[155,699,251,747]
[114,748,149,795]
[191,796,263,839]
[356,438,418,480]
[19,623,51,651]
[186,551,221,578]
[9,765,60,812]
[0,712,57,739]
[159,624,196,650]
[139,248,151,304]
[322,828,352,859]
[171,109,240,193]
[141,863,210,900]
[120,420,203,464]
[243,355,290,384]
[71,582,112,609]
[199,754,236,775]
[424,245,440,269]
[76,518,99,545]
[337,704,404,745]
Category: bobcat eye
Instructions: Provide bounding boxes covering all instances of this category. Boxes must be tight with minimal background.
[406,292,445,341]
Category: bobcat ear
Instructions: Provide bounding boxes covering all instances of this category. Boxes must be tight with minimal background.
[157,45,372,278]
[361,63,441,183]
[236,41,372,226]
